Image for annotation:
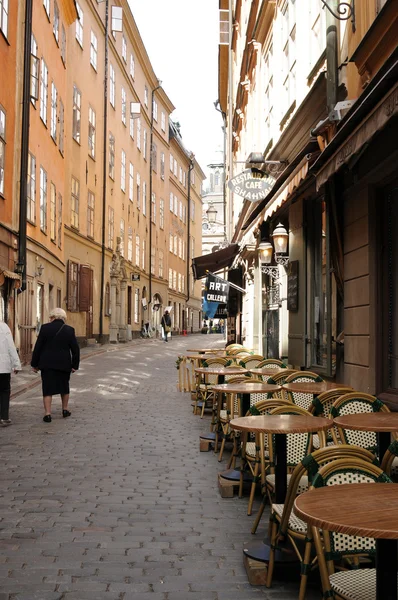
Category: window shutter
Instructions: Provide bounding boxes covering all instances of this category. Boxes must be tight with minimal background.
[67,260,74,310]
[79,265,91,312]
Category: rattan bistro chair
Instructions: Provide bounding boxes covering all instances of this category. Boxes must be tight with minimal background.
[238,354,265,370]
[310,459,392,600]
[251,359,288,382]
[309,388,353,449]
[213,372,252,455]
[193,357,230,418]
[267,369,298,400]
[380,439,398,480]
[238,399,291,515]
[330,392,391,453]
[266,446,379,598]
[284,371,324,410]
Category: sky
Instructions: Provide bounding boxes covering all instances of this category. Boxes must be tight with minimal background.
[127,0,224,180]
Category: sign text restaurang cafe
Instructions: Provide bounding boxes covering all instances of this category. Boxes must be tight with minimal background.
[227,169,275,202]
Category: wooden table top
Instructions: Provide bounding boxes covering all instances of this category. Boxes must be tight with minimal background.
[230,414,333,434]
[334,412,398,432]
[249,368,284,376]
[212,382,281,394]
[187,348,225,353]
[282,382,352,394]
[194,367,248,376]
[186,354,208,360]
[294,483,398,539]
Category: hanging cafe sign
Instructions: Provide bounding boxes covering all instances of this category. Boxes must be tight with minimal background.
[227,169,275,202]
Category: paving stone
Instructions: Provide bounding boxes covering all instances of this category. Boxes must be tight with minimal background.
[0,336,320,599]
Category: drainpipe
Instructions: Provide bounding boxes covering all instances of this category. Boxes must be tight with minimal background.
[99,0,109,343]
[148,83,161,312]
[326,0,338,113]
[17,0,34,291]
[186,157,194,305]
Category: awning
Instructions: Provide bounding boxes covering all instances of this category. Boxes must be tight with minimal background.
[0,268,21,288]
[241,140,319,231]
[315,80,398,189]
[192,243,240,280]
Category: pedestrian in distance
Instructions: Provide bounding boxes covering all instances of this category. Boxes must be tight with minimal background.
[161,310,172,343]
[31,308,80,423]
[0,320,22,426]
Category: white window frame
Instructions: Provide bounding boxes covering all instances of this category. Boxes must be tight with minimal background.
[43,0,50,19]
[108,206,114,249]
[53,1,59,43]
[31,36,39,105]
[75,2,83,47]
[130,53,135,78]
[88,106,96,159]
[120,218,125,256]
[159,198,164,229]
[40,166,47,232]
[40,59,48,125]
[87,190,94,238]
[135,234,140,266]
[110,63,115,108]
[142,180,147,216]
[128,227,133,261]
[50,82,57,141]
[121,87,126,125]
[121,149,126,192]
[72,85,81,143]
[161,111,166,132]
[129,162,134,202]
[71,176,79,229]
[136,117,141,150]
[27,152,36,223]
[0,0,9,37]
[90,30,97,71]
[122,35,127,62]
[109,132,115,179]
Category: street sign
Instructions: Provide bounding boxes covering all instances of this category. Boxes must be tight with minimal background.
[227,169,275,202]
[131,273,140,281]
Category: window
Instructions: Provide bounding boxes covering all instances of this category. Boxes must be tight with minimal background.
[136,172,140,209]
[152,142,157,172]
[179,166,183,183]
[178,238,182,259]
[128,227,133,261]
[109,133,115,179]
[142,239,146,270]
[122,35,127,62]
[0,107,5,196]
[130,54,135,78]
[179,200,183,220]
[173,270,176,290]
[50,83,57,141]
[108,206,114,249]
[170,153,174,171]
[281,1,296,116]
[57,193,62,248]
[174,235,178,255]
[71,177,79,229]
[0,0,9,37]
[144,85,148,107]
[169,268,172,287]
[61,25,66,64]
[40,60,48,124]
[59,99,64,155]
[169,192,173,212]
[121,87,126,125]
[136,117,141,150]
[129,113,134,139]
[43,0,50,18]
[174,158,177,176]
[75,2,83,47]
[191,200,195,221]
[143,129,147,160]
[178,273,181,292]
[151,246,155,275]
[182,205,186,224]
[174,194,178,215]
[151,192,156,224]
[87,190,94,238]
[129,162,134,202]
[27,153,36,222]
[169,233,173,253]
[72,85,81,143]
[30,36,39,104]
[109,64,115,107]
[160,152,165,179]
[142,180,147,216]
[182,240,185,261]
[39,167,47,232]
[121,149,126,191]
[161,111,166,132]
[53,1,59,43]
[90,30,97,70]
[159,250,163,278]
[88,106,96,158]
[67,261,79,312]
[191,237,195,261]
[153,100,158,122]
[183,171,186,187]
[50,182,56,241]
[134,288,139,323]
[159,198,164,229]
[120,218,125,256]
[135,234,140,266]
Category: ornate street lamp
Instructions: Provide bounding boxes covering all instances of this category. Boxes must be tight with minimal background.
[206,203,217,224]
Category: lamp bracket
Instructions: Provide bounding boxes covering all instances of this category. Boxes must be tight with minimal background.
[261,266,279,281]
[275,255,289,267]
[320,1,355,32]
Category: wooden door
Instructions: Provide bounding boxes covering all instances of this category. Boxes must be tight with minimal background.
[19,277,35,364]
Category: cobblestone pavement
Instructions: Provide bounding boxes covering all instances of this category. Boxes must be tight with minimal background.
[0,334,321,599]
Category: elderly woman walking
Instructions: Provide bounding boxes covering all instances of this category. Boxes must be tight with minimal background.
[0,320,21,426]
[31,308,80,423]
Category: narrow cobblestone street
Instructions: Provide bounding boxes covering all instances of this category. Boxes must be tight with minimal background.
[0,335,320,599]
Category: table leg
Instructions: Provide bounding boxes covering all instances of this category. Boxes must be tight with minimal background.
[275,433,288,504]
[376,539,397,600]
[241,393,250,415]
[378,431,391,463]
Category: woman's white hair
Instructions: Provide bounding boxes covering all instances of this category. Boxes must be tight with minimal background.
[49,307,67,322]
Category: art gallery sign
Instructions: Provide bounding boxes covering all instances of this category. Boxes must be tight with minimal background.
[227,169,275,202]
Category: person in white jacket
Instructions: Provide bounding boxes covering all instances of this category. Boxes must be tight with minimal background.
[0,321,21,426]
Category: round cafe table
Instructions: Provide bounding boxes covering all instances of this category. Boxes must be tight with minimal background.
[333,412,398,462]
[194,367,247,384]
[294,483,398,600]
[230,414,332,563]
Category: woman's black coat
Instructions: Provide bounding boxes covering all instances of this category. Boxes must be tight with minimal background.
[31,319,80,372]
